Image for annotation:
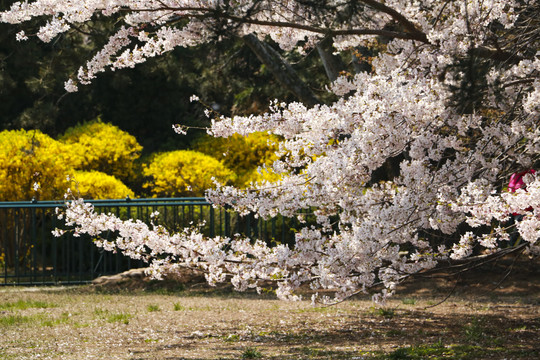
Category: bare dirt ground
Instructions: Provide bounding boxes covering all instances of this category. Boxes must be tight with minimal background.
[0,255,538,360]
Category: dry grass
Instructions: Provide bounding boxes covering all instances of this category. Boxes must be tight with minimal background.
[0,259,539,360]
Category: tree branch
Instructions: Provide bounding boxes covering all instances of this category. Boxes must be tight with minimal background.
[120,5,431,43]
[472,46,524,64]
[358,0,428,42]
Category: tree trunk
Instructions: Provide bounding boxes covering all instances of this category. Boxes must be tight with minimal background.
[243,34,320,107]
[316,36,346,82]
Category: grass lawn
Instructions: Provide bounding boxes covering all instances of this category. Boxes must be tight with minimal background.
[0,259,538,359]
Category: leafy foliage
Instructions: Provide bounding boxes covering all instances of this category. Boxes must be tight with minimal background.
[143,150,236,197]
[0,8,306,154]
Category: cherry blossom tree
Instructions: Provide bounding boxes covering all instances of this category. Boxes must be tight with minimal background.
[2,0,538,304]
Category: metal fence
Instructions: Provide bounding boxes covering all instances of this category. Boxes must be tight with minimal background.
[0,197,298,286]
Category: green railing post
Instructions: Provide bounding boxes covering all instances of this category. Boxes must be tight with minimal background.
[210,206,215,238]
[41,209,46,283]
[15,209,19,285]
[2,210,7,283]
[31,204,37,283]
[52,215,57,284]
[225,207,231,238]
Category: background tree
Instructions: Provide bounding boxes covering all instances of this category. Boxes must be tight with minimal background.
[0,0,336,154]
[0,9,202,152]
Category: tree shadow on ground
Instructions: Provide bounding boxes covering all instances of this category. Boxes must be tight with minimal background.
[130,299,539,360]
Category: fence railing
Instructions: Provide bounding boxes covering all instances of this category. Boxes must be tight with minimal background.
[0,197,298,286]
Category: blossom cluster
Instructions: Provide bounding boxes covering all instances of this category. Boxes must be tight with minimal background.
[451,174,540,257]
[3,0,538,303]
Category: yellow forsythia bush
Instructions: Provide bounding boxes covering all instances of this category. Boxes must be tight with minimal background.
[143,150,236,197]
[0,130,70,201]
[0,129,136,201]
[192,132,280,186]
[71,171,134,199]
[60,119,142,182]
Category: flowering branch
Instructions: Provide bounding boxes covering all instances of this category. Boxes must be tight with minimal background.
[3,0,539,304]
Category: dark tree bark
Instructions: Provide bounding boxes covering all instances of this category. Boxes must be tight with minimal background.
[316,36,346,82]
[243,34,321,107]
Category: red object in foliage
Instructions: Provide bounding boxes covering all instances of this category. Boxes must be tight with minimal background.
[508,169,536,214]
[508,169,536,192]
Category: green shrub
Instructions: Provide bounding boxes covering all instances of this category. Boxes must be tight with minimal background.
[242,346,262,359]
